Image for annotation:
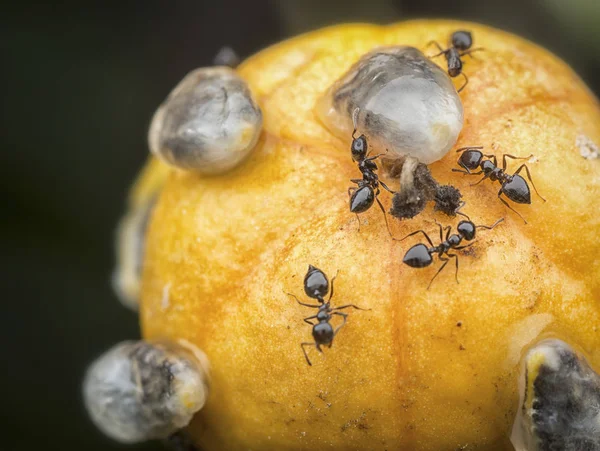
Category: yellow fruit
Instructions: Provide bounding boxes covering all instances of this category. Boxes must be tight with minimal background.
[137,20,600,450]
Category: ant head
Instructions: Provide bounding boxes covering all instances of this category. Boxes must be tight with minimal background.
[351,133,368,162]
[451,30,472,51]
[350,106,368,161]
[458,148,483,170]
[457,220,476,241]
[304,265,329,301]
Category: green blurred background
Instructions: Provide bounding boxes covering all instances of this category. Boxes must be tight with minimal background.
[2,1,599,450]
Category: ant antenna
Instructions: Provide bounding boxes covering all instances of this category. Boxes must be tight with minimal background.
[455,201,470,220]
[476,217,504,230]
[351,107,360,138]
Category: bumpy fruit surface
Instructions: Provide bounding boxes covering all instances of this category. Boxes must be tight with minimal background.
[138,20,600,450]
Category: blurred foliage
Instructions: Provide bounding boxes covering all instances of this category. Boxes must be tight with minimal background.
[272,0,399,34]
[544,0,600,59]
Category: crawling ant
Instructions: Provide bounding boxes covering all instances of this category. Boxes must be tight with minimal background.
[427,30,483,93]
[348,110,395,236]
[286,265,368,366]
[399,216,503,290]
[452,146,546,223]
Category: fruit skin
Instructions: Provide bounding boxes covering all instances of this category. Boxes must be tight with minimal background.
[138,20,600,451]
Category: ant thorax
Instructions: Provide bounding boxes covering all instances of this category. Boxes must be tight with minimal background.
[446,234,462,247]
[316,309,330,321]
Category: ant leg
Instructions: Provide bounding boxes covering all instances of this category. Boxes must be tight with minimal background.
[427,257,449,290]
[375,195,394,238]
[332,312,348,337]
[286,292,321,308]
[452,168,483,175]
[454,241,475,250]
[349,190,363,233]
[514,163,547,202]
[498,190,528,224]
[434,220,451,241]
[365,153,387,162]
[501,154,533,171]
[446,253,460,284]
[301,342,315,366]
[303,315,318,326]
[457,72,469,93]
[455,201,470,220]
[470,173,491,186]
[395,229,434,246]
[435,220,443,241]
[332,304,371,311]
[379,180,395,194]
[350,179,363,185]
[327,271,339,303]
[444,224,453,240]
[476,217,504,230]
[460,47,485,58]
[426,40,447,57]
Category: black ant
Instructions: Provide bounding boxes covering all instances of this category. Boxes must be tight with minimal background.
[399,217,503,290]
[427,30,483,93]
[348,110,394,236]
[286,265,368,366]
[452,146,546,223]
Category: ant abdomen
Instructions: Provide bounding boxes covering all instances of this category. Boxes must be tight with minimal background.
[403,244,434,268]
[313,323,334,345]
[350,185,375,213]
[451,31,473,51]
[503,175,531,204]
